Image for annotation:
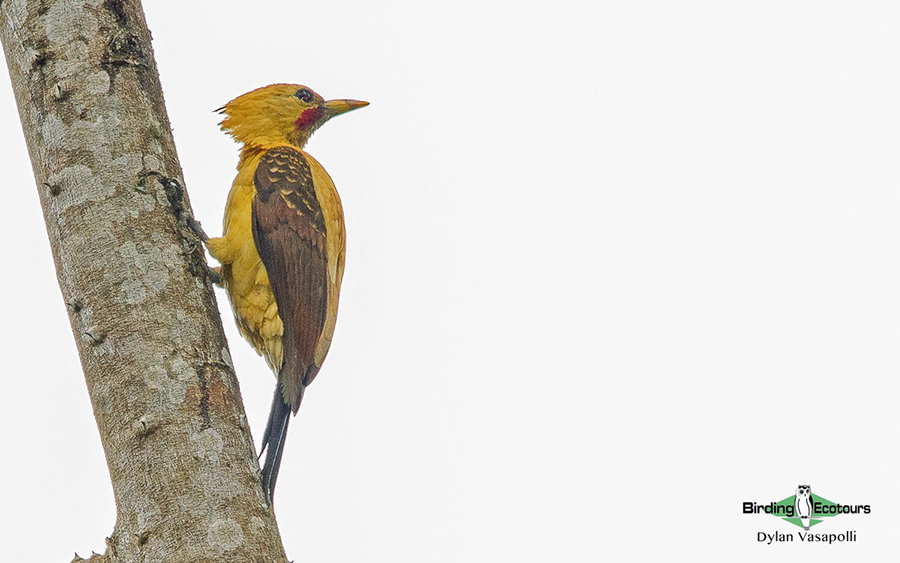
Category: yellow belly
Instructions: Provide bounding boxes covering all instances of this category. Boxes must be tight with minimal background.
[207,147,345,376]
[207,150,283,371]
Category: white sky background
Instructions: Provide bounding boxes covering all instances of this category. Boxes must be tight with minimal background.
[1,1,899,561]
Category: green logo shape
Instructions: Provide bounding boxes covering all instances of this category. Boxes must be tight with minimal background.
[773,493,839,528]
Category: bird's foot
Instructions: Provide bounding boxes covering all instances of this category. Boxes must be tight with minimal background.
[186,215,209,242]
[138,171,210,242]
[207,266,222,285]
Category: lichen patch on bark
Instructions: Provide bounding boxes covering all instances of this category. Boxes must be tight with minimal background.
[85,69,111,94]
[207,518,244,552]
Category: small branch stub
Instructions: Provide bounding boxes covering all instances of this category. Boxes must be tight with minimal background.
[135,414,158,437]
[54,81,68,100]
[84,327,106,345]
[135,529,150,546]
[43,182,61,196]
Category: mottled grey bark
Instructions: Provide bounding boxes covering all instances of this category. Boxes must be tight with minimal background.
[0,1,288,561]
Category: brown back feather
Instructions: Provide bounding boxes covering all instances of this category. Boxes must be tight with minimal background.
[252,146,328,411]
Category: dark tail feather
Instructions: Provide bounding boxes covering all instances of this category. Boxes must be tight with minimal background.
[258,387,284,461]
[260,386,293,505]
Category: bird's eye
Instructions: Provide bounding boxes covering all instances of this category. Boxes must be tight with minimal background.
[295,89,313,103]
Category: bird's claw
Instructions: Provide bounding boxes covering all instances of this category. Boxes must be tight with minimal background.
[186,215,209,242]
[207,266,222,285]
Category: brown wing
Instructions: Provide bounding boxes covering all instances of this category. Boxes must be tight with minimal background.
[252,146,328,411]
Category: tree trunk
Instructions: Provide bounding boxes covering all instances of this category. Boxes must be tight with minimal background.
[0,1,288,561]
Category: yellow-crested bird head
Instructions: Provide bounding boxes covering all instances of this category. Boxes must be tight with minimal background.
[218,84,368,149]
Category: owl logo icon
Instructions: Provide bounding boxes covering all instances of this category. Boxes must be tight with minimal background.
[796,485,813,530]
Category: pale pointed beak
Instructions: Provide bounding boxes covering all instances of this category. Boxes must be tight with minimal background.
[323,99,369,119]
